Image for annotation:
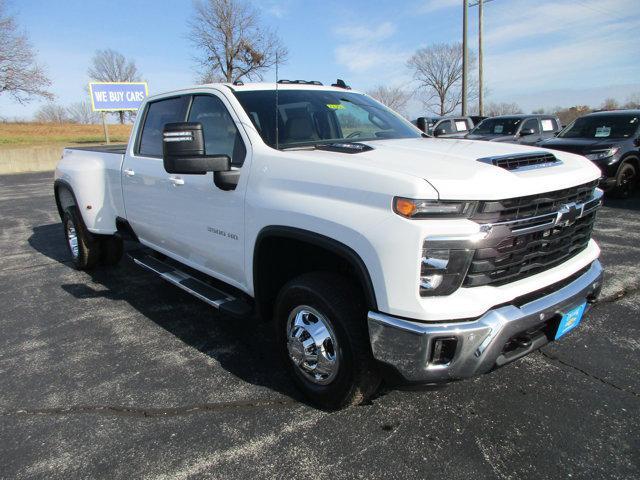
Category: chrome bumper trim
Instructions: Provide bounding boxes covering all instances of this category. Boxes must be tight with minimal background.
[368,260,604,383]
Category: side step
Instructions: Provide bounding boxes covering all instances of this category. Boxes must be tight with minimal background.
[128,250,252,317]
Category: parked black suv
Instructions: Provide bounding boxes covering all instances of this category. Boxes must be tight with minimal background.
[540,110,640,197]
[465,114,562,145]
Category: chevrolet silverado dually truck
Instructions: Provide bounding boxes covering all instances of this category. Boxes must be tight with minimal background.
[54,80,604,409]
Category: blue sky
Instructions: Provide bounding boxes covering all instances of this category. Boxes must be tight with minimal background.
[1,0,639,119]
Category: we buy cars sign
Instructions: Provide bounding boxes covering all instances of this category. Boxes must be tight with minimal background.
[89,82,149,111]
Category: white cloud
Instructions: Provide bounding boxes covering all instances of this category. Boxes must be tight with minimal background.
[480,0,640,104]
[485,0,638,45]
[418,0,460,14]
[334,22,396,42]
[333,22,407,74]
[261,1,291,19]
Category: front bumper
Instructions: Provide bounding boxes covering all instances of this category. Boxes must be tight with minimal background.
[368,260,604,383]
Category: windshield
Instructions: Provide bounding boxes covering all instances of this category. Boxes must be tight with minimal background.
[471,117,522,136]
[233,89,420,149]
[558,114,640,139]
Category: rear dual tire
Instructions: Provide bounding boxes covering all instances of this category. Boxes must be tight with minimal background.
[63,206,123,270]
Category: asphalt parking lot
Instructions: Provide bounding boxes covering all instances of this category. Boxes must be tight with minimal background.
[1,171,639,479]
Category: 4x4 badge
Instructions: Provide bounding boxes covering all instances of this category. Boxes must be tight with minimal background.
[556,202,580,227]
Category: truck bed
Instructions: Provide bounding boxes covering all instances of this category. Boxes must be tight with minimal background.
[66,144,127,155]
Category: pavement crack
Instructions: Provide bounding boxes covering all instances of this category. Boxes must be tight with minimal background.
[1,398,298,418]
[0,260,73,272]
[539,350,640,398]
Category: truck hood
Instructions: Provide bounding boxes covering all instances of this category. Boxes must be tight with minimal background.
[319,138,601,200]
[538,137,622,155]
[464,133,517,142]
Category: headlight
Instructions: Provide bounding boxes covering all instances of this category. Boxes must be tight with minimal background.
[394,197,477,219]
[585,148,620,161]
[420,246,474,296]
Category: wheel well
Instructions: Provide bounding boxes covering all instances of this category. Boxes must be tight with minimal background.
[54,181,77,220]
[621,155,640,174]
[253,228,377,322]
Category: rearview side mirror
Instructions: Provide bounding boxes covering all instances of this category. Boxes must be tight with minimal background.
[520,128,535,136]
[162,122,230,175]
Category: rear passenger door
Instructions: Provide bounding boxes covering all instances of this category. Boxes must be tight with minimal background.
[122,95,189,248]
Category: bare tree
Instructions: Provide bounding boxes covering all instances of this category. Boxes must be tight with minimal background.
[601,98,619,111]
[550,105,591,126]
[366,85,411,115]
[623,92,640,109]
[189,0,288,83]
[67,101,98,124]
[88,49,141,124]
[35,103,69,123]
[0,1,52,103]
[407,43,476,116]
[484,101,522,116]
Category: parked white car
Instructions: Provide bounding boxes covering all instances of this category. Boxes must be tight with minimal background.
[55,80,604,409]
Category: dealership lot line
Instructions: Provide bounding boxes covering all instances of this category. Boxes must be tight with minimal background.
[0,172,638,479]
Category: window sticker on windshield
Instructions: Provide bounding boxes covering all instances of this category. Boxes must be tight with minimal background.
[541,119,554,131]
[595,126,611,138]
[326,104,345,110]
[455,121,468,131]
[494,125,504,134]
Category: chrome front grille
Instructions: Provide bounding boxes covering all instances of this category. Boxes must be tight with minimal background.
[464,182,602,287]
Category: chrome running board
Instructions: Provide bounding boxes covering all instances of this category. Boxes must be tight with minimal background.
[128,250,252,317]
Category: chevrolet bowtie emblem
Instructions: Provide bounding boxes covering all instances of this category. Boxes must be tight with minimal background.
[556,202,580,227]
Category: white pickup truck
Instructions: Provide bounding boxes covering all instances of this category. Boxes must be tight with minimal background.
[55,80,604,409]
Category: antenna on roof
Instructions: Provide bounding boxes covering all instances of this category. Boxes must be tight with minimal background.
[331,79,351,90]
[275,52,280,150]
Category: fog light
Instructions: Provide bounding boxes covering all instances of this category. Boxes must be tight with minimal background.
[420,246,474,296]
[420,274,443,290]
[430,337,458,365]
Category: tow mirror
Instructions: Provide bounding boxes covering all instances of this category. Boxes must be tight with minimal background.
[520,128,535,136]
[162,122,230,175]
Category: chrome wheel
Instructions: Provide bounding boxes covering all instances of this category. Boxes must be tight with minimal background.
[66,221,79,259]
[286,305,340,385]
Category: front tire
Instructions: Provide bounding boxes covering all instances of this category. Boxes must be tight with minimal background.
[612,161,638,198]
[62,206,101,270]
[275,272,381,410]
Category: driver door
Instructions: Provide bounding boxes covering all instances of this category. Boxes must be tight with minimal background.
[165,93,250,287]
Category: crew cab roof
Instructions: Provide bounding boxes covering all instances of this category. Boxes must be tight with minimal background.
[585,109,640,117]
[490,114,557,119]
[143,82,365,103]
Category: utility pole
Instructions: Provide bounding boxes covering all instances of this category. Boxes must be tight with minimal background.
[462,0,469,116]
[478,0,484,116]
[471,0,494,116]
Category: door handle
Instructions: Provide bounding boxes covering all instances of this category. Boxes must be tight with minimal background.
[169,176,185,186]
[123,169,135,177]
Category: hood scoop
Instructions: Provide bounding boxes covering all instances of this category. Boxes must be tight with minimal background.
[315,142,374,154]
[477,151,561,172]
